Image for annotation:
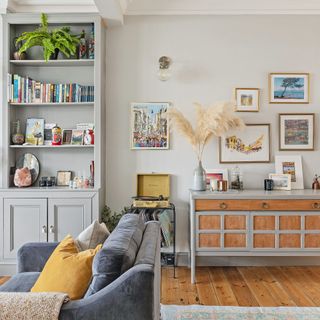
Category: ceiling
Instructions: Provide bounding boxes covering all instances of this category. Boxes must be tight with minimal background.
[3,0,320,25]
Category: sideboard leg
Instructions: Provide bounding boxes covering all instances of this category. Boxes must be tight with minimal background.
[190,196,196,284]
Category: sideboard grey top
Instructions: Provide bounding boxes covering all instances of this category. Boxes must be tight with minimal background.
[190,189,320,200]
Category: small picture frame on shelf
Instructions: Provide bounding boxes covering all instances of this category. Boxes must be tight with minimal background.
[25,118,45,145]
[57,171,72,186]
[62,129,73,145]
[269,73,309,104]
[275,155,304,189]
[71,129,84,145]
[205,169,228,189]
[44,123,56,145]
[269,173,291,191]
[279,113,314,151]
[235,88,260,112]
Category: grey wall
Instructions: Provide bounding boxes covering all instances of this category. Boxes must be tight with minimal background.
[106,15,320,252]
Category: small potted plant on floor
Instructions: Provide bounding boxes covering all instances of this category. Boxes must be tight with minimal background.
[16,13,80,61]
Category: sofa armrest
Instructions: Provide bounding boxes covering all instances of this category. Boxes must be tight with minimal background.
[60,264,160,320]
[17,242,59,273]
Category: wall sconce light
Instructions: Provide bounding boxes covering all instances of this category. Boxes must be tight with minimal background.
[158,56,172,81]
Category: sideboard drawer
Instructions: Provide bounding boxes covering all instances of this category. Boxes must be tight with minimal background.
[250,200,320,211]
[195,200,251,211]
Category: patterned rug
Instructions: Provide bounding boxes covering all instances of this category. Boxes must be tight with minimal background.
[161,304,320,320]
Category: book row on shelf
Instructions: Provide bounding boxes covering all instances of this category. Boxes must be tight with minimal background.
[7,74,94,104]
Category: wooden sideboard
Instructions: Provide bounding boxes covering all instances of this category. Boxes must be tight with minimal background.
[189,190,320,283]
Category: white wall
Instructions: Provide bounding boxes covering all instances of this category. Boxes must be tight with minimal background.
[106,15,320,252]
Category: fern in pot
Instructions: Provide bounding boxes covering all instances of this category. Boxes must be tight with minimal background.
[16,13,79,61]
[168,102,245,191]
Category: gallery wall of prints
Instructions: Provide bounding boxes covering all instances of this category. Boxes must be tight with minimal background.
[106,15,320,253]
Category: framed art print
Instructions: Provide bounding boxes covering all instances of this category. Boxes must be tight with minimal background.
[205,169,228,188]
[275,155,304,189]
[269,73,309,104]
[71,129,84,145]
[269,173,291,191]
[235,88,260,112]
[279,113,314,151]
[219,124,271,163]
[131,102,169,150]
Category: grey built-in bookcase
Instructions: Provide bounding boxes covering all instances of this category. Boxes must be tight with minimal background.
[0,13,106,274]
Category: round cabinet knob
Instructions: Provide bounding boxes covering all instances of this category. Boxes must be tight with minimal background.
[49,226,55,233]
[219,202,228,209]
[262,202,269,209]
[312,203,320,209]
[41,226,47,234]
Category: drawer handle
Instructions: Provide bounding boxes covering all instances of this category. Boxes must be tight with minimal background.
[262,202,269,209]
[219,202,228,209]
[49,225,55,233]
[312,203,320,209]
[41,226,47,234]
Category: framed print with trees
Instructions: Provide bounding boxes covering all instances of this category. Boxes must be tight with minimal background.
[269,73,309,104]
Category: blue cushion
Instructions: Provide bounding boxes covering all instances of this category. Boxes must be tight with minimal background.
[0,272,40,292]
[85,213,145,297]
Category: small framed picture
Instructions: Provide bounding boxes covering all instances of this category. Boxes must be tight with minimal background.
[269,173,291,191]
[71,129,84,145]
[57,171,72,186]
[275,155,304,189]
[269,73,309,104]
[44,123,56,145]
[235,88,260,112]
[219,124,271,163]
[205,169,228,189]
[62,129,73,145]
[279,113,314,151]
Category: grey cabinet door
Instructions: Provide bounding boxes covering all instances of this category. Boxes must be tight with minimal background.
[48,198,92,242]
[4,199,47,260]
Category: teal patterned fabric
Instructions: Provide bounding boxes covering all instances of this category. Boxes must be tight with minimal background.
[161,305,320,320]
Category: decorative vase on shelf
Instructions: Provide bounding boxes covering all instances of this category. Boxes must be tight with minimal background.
[193,161,206,191]
[12,120,25,145]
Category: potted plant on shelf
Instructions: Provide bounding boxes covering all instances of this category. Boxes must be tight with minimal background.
[16,13,80,62]
[168,102,245,191]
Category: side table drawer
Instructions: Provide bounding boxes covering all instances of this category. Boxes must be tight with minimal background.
[195,200,251,211]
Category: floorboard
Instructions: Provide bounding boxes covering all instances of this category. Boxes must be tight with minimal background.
[161,267,320,307]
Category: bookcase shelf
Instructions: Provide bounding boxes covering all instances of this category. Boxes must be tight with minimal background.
[9,145,94,149]
[10,59,94,67]
[9,102,94,107]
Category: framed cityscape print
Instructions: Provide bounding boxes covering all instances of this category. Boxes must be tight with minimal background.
[275,155,304,189]
[219,124,270,163]
[131,102,169,150]
[235,88,260,112]
[269,173,291,191]
[279,113,314,150]
[269,73,309,104]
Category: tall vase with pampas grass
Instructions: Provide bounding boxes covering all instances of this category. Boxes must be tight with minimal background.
[168,102,245,191]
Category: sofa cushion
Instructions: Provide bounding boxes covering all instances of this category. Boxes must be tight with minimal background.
[85,213,145,297]
[75,220,110,251]
[0,272,40,292]
[135,221,160,266]
[31,235,101,300]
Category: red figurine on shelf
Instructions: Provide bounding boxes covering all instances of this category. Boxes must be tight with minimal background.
[51,125,62,145]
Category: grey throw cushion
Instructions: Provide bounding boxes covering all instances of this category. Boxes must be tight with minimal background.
[85,213,145,297]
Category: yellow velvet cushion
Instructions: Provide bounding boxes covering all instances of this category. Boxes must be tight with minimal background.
[31,235,101,300]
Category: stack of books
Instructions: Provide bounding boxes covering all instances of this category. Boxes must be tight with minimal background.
[7,74,94,103]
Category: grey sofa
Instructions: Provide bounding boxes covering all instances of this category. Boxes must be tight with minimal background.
[0,214,161,320]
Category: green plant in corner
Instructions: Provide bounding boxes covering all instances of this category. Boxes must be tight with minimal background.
[16,13,80,62]
[101,205,128,232]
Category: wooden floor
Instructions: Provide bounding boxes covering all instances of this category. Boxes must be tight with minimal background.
[161,266,320,307]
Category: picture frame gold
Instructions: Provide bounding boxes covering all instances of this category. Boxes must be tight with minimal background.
[57,171,72,186]
[269,73,310,104]
[234,88,260,112]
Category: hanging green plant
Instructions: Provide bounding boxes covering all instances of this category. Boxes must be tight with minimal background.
[16,13,80,62]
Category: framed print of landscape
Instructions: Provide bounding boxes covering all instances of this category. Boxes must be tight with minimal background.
[269,73,309,104]
[235,88,260,112]
[279,113,314,151]
[219,124,271,163]
[131,102,169,150]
